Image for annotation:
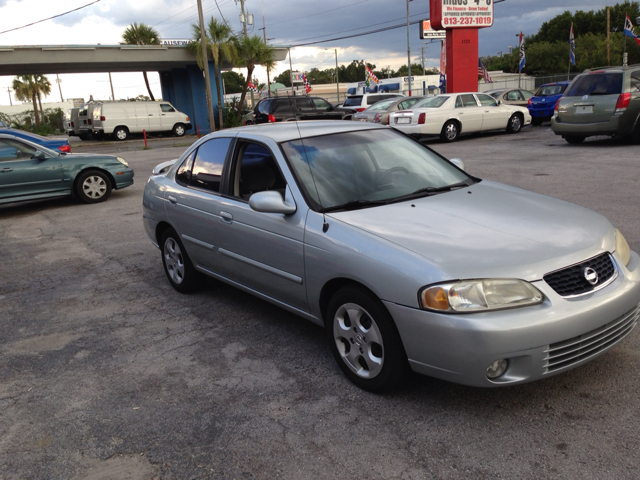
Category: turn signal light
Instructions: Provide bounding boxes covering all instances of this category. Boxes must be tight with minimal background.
[616,93,631,112]
[268,114,276,123]
[418,113,426,124]
[58,144,71,153]
[421,287,450,311]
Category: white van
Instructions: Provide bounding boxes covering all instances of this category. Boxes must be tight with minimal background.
[91,101,192,141]
[65,107,81,137]
[78,103,97,140]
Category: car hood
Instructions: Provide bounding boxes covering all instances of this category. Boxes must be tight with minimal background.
[327,180,615,281]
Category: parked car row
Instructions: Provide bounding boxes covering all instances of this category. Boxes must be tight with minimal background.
[67,101,192,141]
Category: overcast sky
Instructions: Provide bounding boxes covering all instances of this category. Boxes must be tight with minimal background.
[0,0,619,106]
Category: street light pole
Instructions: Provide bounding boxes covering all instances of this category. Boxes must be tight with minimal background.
[326,48,340,103]
[406,0,412,95]
[197,0,215,132]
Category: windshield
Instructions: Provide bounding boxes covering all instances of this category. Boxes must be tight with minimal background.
[366,99,396,111]
[565,73,623,96]
[534,84,568,96]
[281,128,472,211]
[413,96,449,108]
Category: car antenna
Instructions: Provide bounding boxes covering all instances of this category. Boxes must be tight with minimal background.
[292,111,329,233]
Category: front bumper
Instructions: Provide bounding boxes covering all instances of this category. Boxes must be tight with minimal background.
[104,166,134,189]
[551,114,632,137]
[386,251,640,387]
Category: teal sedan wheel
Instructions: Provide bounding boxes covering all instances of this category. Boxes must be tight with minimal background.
[76,170,112,204]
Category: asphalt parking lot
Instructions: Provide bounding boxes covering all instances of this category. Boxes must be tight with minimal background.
[1,125,639,479]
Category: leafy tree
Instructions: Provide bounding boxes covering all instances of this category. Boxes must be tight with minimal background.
[395,63,433,77]
[188,18,236,128]
[33,74,51,120]
[12,75,43,127]
[121,23,160,100]
[222,71,246,94]
[274,69,292,87]
[231,35,274,110]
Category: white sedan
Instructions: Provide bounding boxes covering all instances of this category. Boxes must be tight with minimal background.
[389,92,531,142]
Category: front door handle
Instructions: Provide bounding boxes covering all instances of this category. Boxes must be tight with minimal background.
[167,195,177,205]
[0,167,12,172]
[220,211,233,223]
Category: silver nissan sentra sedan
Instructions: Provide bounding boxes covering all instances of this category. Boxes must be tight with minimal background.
[143,121,640,392]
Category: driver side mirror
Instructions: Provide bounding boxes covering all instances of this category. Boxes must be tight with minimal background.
[249,191,297,215]
[32,150,47,160]
[450,158,466,171]
[497,100,502,105]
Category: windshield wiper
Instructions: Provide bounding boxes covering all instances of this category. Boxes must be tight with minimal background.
[410,180,473,196]
[319,199,390,213]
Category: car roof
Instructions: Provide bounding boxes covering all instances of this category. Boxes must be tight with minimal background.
[209,120,387,143]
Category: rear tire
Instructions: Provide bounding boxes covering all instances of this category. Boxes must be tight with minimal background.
[326,285,411,392]
[564,135,585,144]
[161,228,203,293]
[440,120,459,142]
[113,127,128,141]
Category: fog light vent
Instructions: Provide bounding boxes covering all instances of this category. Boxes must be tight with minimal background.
[486,359,508,379]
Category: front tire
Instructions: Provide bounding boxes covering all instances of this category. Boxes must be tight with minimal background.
[326,285,411,392]
[440,120,459,142]
[564,135,585,144]
[507,113,523,133]
[172,123,186,137]
[161,228,202,293]
[75,170,112,204]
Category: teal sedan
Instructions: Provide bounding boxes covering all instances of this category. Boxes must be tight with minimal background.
[0,133,133,205]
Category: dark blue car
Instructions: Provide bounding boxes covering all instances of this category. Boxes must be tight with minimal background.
[527,81,570,126]
[0,126,71,153]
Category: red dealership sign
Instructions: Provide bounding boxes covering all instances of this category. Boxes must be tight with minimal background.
[430,0,494,30]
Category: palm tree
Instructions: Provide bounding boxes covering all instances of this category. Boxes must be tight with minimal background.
[121,23,160,100]
[34,74,52,121]
[188,18,236,128]
[12,75,41,127]
[232,35,274,112]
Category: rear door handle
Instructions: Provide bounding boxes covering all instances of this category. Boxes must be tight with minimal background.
[220,211,233,223]
[167,195,177,205]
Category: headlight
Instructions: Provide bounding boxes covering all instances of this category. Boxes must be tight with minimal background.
[116,157,129,167]
[420,279,543,313]
[616,229,631,267]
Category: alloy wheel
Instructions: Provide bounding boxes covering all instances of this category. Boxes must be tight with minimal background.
[164,237,185,285]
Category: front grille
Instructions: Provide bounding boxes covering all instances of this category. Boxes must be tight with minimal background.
[543,252,616,297]
[543,303,639,373]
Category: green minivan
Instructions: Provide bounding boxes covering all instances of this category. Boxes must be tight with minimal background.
[551,65,640,144]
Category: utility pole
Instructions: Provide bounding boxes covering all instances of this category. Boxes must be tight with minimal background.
[607,8,611,66]
[55,74,63,102]
[239,0,248,37]
[5,87,12,106]
[261,0,271,97]
[334,49,340,102]
[197,0,215,132]
[108,73,115,101]
[406,0,412,95]
[288,48,294,95]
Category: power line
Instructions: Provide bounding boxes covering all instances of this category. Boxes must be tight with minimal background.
[0,0,101,35]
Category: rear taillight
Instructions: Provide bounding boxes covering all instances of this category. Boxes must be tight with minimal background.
[386,115,390,125]
[554,99,560,113]
[100,116,105,121]
[268,114,276,123]
[71,121,75,127]
[418,113,426,124]
[88,119,92,125]
[527,98,532,106]
[357,108,366,112]
[58,144,71,153]
[373,113,381,123]
[616,93,631,112]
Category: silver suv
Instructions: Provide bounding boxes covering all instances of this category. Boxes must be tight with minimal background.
[551,65,640,144]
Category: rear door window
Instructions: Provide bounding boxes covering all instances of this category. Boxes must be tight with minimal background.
[565,73,623,97]
[272,99,293,114]
[630,71,640,92]
[190,137,232,192]
[460,94,478,107]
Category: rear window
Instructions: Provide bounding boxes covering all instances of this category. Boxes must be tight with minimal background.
[565,73,623,97]
[256,99,272,114]
[534,84,568,97]
[367,99,396,111]
[414,96,449,108]
[343,96,363,107]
